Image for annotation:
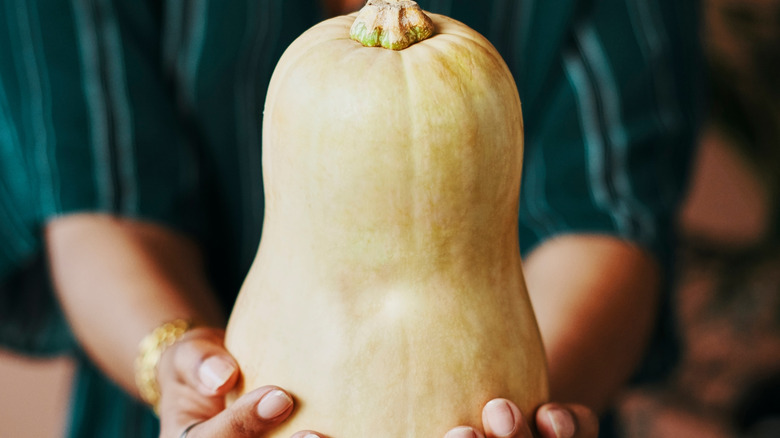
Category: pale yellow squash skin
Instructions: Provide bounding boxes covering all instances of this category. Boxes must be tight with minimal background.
[225,11,549,438]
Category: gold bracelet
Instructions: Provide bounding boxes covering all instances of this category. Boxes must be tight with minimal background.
[134,319,193,413]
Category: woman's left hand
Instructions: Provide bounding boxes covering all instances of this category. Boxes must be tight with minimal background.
[443,399,599,438]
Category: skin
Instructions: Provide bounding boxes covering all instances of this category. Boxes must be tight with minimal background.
[524,235,661,413]
[44,214,662,438]
[322,0,365,15]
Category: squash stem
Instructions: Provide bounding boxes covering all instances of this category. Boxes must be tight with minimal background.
[349,0,434,50]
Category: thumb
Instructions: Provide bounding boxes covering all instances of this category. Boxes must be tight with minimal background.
[160,327,240,397]
[184,386,295,438]
[535,403,599,438]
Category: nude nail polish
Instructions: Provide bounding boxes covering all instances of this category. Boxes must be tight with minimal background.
[257,389,293,420]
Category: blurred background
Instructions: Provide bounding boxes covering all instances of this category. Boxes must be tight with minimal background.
[617,0,780,436]
[1,0,779,436]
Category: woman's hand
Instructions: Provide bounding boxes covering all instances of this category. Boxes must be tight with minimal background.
[155,327,597,438]
[155,327,322,438]
[444,399,599,438]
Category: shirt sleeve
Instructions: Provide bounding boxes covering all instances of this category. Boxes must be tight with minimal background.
[439,0,703,387]
[0,0,204,354]
[503,0,702,265]
[513,0,704,384]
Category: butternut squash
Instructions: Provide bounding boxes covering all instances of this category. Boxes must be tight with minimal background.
[225,1,548,436]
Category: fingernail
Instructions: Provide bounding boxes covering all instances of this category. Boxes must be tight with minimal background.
[303,435,319,438]
[198,356,236,392]
[484,399,516,437]
[257,389,293,420]
[443,426,477,438]
[547,408,576,438]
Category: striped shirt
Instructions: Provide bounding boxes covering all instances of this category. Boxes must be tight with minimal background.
[0,1,701,436]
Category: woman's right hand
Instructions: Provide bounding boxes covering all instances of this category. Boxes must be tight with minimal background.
[155,327,320,438]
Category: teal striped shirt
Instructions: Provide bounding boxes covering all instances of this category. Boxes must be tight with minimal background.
[0,1,701,436]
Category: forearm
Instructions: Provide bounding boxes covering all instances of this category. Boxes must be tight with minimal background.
[524,235,661,413]
[45,213,223,396]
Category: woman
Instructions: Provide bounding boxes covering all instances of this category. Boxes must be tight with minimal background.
[0,0,701,436]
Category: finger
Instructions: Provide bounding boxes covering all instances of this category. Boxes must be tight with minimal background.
[186,385,294,438]
[443,426,486,438]
[535,404,599,438]
[165,328,240,396]
[482,398,532,438]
